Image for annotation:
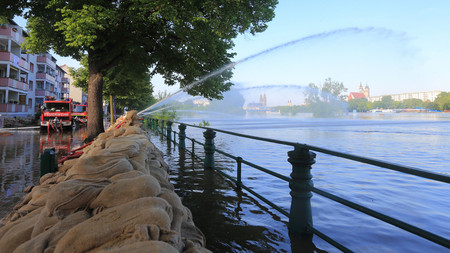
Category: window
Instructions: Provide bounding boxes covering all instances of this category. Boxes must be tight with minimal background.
[30,63,34,73]
[37,64,45,73]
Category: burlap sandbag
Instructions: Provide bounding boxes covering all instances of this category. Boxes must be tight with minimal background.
[45,179,110,219]
[90,175,161,210]
[109,170,144,182]
[13,211,91,253]
[181,207,206,248]
[54,197,173,253]
[158,189,186,231]
[65,154,134,180]
[30,208,59,238]
[0,207,42,253]
[95,240,178,253]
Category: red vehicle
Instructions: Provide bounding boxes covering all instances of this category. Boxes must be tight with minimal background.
[40,97,74,132]
[72,103,88,126]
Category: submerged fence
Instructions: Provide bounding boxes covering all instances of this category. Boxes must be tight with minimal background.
[144,118,450,252]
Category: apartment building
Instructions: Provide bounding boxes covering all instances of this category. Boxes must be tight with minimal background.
[61,64,87,104]
[0,20,34,116]
[0,20,73,118]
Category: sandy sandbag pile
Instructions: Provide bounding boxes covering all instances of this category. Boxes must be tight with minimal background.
[0,111,211,253]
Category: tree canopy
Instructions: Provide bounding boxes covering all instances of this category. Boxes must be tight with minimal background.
[69,55,156,112]
[304,78,348,117]
[20,0,278,140]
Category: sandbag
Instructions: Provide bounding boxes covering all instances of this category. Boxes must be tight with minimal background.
[95,240,178,253]
[65,154,134,180]
[54,197,173,253]
[0,207,42,253]
[45,179,110,219]
[90,175,161,210]
[13,211,91,253]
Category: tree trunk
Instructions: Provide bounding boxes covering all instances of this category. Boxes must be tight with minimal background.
[86,55,105,142]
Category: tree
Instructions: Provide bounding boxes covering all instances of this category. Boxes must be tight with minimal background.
[381,96,394,109]
[0,0,28,23]
[22,0,278,141]
[401,98,423,109]
[70,55,157,112]
[348,98,369,112]
[434,92,450,111]
[304,78,348,117]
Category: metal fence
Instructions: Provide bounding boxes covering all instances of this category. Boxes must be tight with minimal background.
[145,117,450,252]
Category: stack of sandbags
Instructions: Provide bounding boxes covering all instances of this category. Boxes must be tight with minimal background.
[0,111,211,253]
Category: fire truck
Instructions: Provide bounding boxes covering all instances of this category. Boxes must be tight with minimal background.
[72,102,88,126]
[40,97,74,132]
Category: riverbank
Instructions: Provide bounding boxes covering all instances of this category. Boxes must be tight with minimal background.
[0,111,211,252]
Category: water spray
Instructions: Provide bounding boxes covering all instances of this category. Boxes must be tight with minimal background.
[138,27,397,115]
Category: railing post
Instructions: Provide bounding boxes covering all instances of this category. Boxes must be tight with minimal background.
[173,132,177,144]
[40,147,56,177]
[203,129,216,170]
[237,157,243,188]
[287,145,316,237]
[191,139,195,155]
[160,120,165,135]
[166,121,172,141]
[178,124,186,150]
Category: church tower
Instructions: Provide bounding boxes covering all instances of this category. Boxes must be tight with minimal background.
[364,84,370,98]
[359,83,364,93]
[263,93,267,107]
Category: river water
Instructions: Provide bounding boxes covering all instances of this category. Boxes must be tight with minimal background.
[0,113,449,252]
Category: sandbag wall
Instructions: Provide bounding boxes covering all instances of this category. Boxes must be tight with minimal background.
[0,111,211,253]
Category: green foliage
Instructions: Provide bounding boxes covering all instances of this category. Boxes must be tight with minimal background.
[272,105,309,115]
[347,98,369,112]
[69,54,156,111]
[21,0,278,138]
[0,1,28,21]
[304,78,348,117]
[153,108,178,122]
[434,92,450,110]
[198,120,210,127]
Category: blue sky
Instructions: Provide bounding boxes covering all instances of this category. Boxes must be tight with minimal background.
[14,1,450,103]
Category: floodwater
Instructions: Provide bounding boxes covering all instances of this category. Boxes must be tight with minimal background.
[0,128,86,218]
[151,112,450,252]
[1,113,449,252]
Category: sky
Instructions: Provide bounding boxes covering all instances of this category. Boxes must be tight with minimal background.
[14,1,450,106]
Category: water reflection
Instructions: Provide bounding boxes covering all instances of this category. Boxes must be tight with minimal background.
[0,128,86,218]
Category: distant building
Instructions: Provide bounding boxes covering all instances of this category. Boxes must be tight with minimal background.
[193,99,210,106]
[347,83,369,101]
[61,64,87,104]
[368,91,442,102]
[259,93,267,107]
[243,93,267,110]
[348,83,442,103]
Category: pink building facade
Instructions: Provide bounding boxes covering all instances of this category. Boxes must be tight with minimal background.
[0,20,72,118]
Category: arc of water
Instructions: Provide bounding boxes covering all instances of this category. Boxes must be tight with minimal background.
[138,27,386,115]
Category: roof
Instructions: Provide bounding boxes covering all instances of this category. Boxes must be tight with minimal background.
[348,92,366,101]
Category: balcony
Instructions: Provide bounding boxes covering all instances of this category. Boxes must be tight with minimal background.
[61,87,69,93]
[36,72,56,83]
[62,77,69,83]
[35,89,52,97]
[0,78,29,91]
[0,103,27,113]
[0,51,31,72]
[0,26,24,44]
[36,56,56,69]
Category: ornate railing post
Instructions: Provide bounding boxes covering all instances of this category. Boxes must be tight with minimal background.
[203,129,216,170]
[287,145,316,237]
[166,121,172,141]
[178,124,186,150]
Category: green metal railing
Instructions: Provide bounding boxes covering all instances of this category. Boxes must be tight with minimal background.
[144,117,450,252]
